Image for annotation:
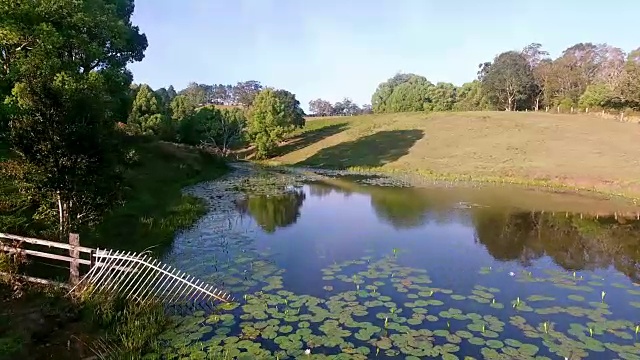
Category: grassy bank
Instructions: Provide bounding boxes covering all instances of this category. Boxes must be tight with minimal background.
[1,138,228,253]
[0,279,168,360]
[0,138,228,359]
[83,140,228,254]
[270,111,640,199]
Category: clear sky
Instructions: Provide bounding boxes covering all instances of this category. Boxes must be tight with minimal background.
[129,0,640,110]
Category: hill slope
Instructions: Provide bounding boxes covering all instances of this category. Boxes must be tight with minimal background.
[273,111,640,196]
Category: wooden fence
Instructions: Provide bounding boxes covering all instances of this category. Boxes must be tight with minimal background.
[0,232,95,287]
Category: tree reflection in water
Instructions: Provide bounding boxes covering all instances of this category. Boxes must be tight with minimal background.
[236,187,306,233]
[472,210,640,282]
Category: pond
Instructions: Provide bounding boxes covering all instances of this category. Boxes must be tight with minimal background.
[160,166,640,359]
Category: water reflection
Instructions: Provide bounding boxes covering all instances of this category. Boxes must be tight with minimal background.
[473,210,640,281]
[235,187,306,233]
[240,180,640,282]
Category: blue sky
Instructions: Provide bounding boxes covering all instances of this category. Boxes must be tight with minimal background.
[129,0,640,110]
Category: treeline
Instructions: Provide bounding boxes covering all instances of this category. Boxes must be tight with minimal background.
[307,98,373,117]
[370,43,640,114]
[0,0,304,240]
[123,80,304,158]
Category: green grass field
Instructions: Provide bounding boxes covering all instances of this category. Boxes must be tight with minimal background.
[272,111,640,197]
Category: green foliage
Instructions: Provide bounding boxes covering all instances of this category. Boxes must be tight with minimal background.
[425,82,457,111]
[128,84,173,137]
[236,189,305,233]
[176,106,246,152]
[454,81,493,111]
[247,88,305,159]
[7,72,126,235]
[82,141,227,253]
[170,94,196,122]
[0,0,147,236]
[579,84,614,108]
[481,51,535,111]
[558,98,575,111]
[82,292,168,358]
[372,73,433,113]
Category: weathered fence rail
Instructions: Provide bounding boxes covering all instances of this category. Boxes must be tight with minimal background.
[0,232,94,286]
[1,232,234,309]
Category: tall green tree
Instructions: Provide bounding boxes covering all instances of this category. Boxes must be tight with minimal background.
[206,108,246,154]
[454,81,492,111]
[128,84,171,136]
[170,94,196,122]
[371,73,431,113]
[1,0,147,236]
[481,51,535,111]
[247,88,305,159]
[616,48,640,109]
[424,82,457,111]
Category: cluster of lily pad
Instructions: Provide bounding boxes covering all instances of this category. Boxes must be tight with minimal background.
[154,252,640,359]
[158,166,640,359]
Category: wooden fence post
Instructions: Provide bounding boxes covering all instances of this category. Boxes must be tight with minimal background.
[69,233,79,285]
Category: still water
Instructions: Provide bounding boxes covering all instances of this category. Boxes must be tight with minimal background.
[163,172,640,359]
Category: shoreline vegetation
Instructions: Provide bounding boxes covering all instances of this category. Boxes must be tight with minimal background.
[265,112,640,203]
[0,139,228,359]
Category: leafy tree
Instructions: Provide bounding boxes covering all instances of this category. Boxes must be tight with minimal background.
[177,106,218,146]
[424,82,457,111]
[579,84,614,109]
[361,104,373,114]
[371,73,430,113]
[178,106,245,152]
[170,95,196,122]
[481,51,535,111]
[309,98,334,116]
[101,68,136,122]
[155,87,172,110]
[616,48,640,109]
[522,43,550,110]
[247,88,305,159]
[273,89,305,127]
[206,108,246,154]
[386,76,433,112]
[454,81,492,111]
[180,82,208,105]
[235,189,306,233]
[128,84,171,136]
[233,80,263,107]
[1,0,147,236]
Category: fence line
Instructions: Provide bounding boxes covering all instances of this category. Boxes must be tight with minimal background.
[0,232,93,285]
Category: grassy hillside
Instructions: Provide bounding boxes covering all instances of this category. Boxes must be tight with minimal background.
[272,111,640,197]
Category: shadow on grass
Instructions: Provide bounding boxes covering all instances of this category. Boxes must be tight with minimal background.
[297,129,424,169]
[276,122,349,156]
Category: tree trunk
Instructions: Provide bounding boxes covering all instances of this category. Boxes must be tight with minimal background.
[57,193,64,237]
[56,193,70,241]
[535,97,540,111]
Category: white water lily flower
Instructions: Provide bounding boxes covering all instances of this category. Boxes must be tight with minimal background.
[509,272,515,277]
[305,349,311,355]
